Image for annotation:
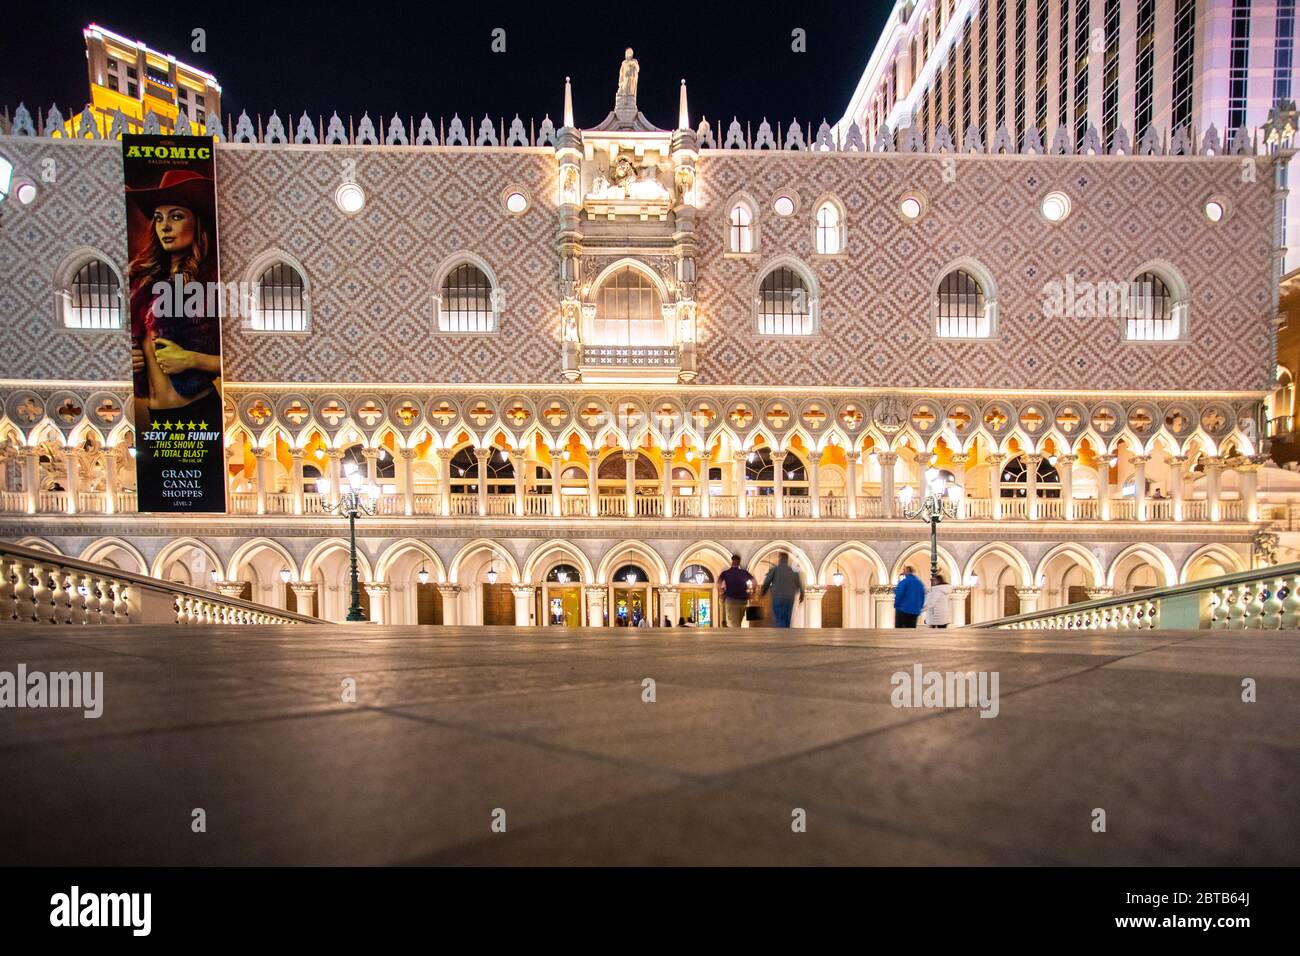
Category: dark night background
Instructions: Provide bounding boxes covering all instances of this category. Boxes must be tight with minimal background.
[0,0,891,131]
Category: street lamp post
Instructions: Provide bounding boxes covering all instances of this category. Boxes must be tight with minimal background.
[318,464,379,622]
[900,468,961,583]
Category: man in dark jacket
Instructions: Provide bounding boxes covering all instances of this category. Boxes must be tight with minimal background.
[760,551,804,628]
[893,565,926,628]
[718,553,755,627]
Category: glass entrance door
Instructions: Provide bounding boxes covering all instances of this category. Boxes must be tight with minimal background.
[612,586,651,626]
[679,587,714,627]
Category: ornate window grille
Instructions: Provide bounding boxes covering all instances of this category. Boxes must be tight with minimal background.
[65,259,122,329]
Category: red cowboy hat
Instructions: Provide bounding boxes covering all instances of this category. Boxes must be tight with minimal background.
[125,169,215,222]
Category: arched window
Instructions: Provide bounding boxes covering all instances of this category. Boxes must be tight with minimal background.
[252,261,307,331]
[1127,270,1183,340]
[936,268,991,338]
[62,258,122,329]
[999,454,1061,497]
[436,261,499,333]
[592,266,664,346]
[814,200,844,254]
[745,448,807,494]
[729,201,755,253]
[449,446,514,493]
[1269,366,1295,436]
[545,563,582,583]
[680,564,714,584]
[757,265,816,336]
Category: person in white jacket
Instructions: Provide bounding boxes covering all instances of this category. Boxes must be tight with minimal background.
[922,573,953,628]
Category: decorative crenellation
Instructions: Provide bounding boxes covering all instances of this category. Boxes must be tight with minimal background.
[3,100,1284,157]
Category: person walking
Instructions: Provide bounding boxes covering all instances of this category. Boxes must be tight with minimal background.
[922,572,952,628]
[718,553,756,628]
[894,565,926,628]
[760,551,804,628]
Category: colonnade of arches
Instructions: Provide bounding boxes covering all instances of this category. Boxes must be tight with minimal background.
[19,534,1250,628]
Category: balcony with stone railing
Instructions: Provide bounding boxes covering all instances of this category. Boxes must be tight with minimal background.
[0,487,1257,524]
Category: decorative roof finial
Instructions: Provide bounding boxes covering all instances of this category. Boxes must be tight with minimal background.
[678,79,689,132]
[563,75,574,129]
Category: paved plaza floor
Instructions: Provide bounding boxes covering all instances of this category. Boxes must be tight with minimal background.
[0,624,1296,865]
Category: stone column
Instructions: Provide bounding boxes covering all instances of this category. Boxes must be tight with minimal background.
[1057,454,1077,520]
[949,452,969,516]
[511,585,535,626]
[290,447,305,515]
[216,581,246,603]
[549,449,564,517]
[1238,457,1263,522]
[62,447,79,515]
[363,582,389,623]
[771,450,786,518]
[870,584,895,628]
[362,446,380,485]
[587,449,600,517]
[623,450,637,516]
[437,448,454,517]
[1131,454,1150,521]
[1204,456,1224,521]
[1015,587,1041,615]
[1167,454,1188,521]
[661,448,675,518]
[584,585,605,626]
[326,449,343,509]
[878,452,897,517]
[21,448,40,514]
[657,586,680,626]
[987,453,1006,520]
[1098,453,1114,520]
[1024,453,1042,520]
[808,451,822,518]
[697,450,711,518]
[437,585,461,626]
[390,448,410,515]
[845,451,859,518]
[948,586,971,626]
[475,447,491,517]
[252,446,270,515]
[1085,586,1114,602]
[804,585,826,627]
[289,582,318,617]
[512,449,528,516]
[734,451,748,519]
[102,445,118,514]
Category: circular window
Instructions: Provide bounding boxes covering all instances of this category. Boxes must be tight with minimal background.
[335,181,366,215]
[1040,191,1071,223]
[1204,199,1226,223]
[14,179,36,205]
[773,195,795,217]
[899,194,924,220]
[504,190,529,214]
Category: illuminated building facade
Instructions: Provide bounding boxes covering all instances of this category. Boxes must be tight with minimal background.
[0,50,1295,627]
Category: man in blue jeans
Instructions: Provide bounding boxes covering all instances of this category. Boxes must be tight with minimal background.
[893,565,926,628]
[760,551,804,628]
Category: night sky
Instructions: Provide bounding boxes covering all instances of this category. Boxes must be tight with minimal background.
[1,0,892,133]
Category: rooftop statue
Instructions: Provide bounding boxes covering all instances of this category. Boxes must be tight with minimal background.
[618,48,639,101]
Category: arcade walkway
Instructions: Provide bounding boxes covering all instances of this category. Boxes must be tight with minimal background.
[1,625,1296,865]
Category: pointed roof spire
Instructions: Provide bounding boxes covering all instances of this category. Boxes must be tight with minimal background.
[563,76,574,129]
[678,79,689,131]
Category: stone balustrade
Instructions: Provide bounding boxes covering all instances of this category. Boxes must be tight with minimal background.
[985,561,1300,631]
[0,488,1254,523]
[0,541,324,626]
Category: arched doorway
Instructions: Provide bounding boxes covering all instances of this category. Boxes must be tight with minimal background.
[678,563,716,627]
[541,562,584,627]
[610,563,652,627]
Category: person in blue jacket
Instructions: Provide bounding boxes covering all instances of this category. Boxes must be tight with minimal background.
[893,565,926,628]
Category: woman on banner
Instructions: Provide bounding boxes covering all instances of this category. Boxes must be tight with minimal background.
[126,169,222,422]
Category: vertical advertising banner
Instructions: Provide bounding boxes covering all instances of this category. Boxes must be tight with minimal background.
[121,134,226,513]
